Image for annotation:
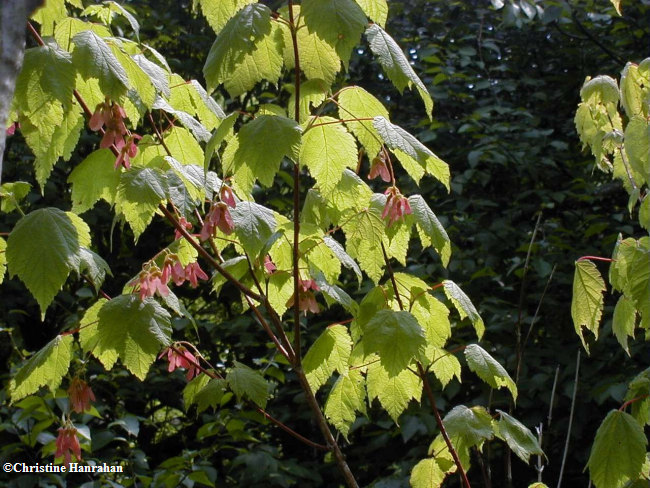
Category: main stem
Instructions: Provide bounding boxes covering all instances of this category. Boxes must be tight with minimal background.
[286,5,358,487]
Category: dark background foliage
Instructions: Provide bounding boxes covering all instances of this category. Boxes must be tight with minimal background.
[1,0,649,487]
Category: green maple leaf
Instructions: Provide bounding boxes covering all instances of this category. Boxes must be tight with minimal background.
[301,116,357,195]
[95,295,172,380]
[227,361,269,408]
[362,310,425,376]
[68,149,121,213]
[443,280,484,339]
[72,30,129,99]
[115,167,168,240]
[7,208,91,317]
[203,3,271,93]
[612,295,637,354]
[230,201,277,257]
[79,299,118,369]
[365,24,433,118]
[409,195,451,267]
[354,0,388,26]
[324,370,366,439]
[465,344,517,401]
[302,0,367,65]
[198,0,255,33]
[495,410,544,464]
[10,334,73,402]
[304,324,353,393]
[410,458,448,488]
[443,405,494,446]
[366,360,421,423]
[183,374,212,411]
[338,86,389,159]
[234,115,301,187]
[571,260,606,352]
[429,347,461,387]
[373,117,450,189]
[0,237,6,284]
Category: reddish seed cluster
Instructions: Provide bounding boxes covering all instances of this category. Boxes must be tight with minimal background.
[67,377,96,414]
[131,256,209,300]
[264,255,276,274]
[174,217,193,240]
[287,279,321,314]
[200,202,234,240]
[159,346,200,381]
[6,122,19,136]
[382,187,412,226]
[89,99,140,169]
[55,427,82,465]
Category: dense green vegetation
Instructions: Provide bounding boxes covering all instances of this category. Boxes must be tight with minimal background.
[0,1,648,487]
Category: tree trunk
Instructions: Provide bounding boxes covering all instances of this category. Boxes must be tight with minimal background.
[0,0,43,184]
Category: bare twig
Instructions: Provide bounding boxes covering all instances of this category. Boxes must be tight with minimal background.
[557,350,580,488]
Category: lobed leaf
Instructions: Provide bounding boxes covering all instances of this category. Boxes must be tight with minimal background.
[324,370,366,439]
[230,201,277,257]
[68,149,121,213]
[226,361,269,408]
[571,260,606,352]
[366,360,422,423]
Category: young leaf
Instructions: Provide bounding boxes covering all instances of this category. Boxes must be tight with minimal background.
[72,30,129,99]
[68,149,121,213]
[587,410,647,488]
[302,0,368,65]
[612,295,637,355]
[7,208,90,317]
[230,201,277,257]
[288,79,328,123]
[362,310,426,376]
[409,195,451,267]
[303,324,353,393]
[95,295,172,379]
[338,86,389,159]
[443,405,494,446]
[301,116,357,195]
[226,361,269,408]
[324,370,366,439]
[164,126,205,166]
[365,24,433,118]
[115,167,168,239]
[571,260,606,352]
[410,458,447,488]
[10,335,73,402]
[366,360,422,423]
[465,345,517,401]
[443,280,485,339]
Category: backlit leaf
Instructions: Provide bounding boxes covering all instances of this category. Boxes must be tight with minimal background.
[465,345,517,401]
[365,24,433,118]
[198,0,255,34]
[587,410,646,488]
[363,310,426,376]
[409,195,451,267]
[495,410,543,463]
[355,0,388,26]
[301,116,357,194]
[10,335,73,402]
[443,280,484,339]
[324,370,366,439]
[95,295,172,379]
[115,167,168,239]
[571,260,606,352]
[7,208,90,317]
[227,361,269,408]
[612,295,637,355]
[338,86,389,159]
[68,149,121,213]
[410,458,447,488]
[304,324,353,393]
[367,360,422,423]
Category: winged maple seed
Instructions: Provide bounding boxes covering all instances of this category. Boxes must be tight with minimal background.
[382,187,412,226]
[55,427,82,465]
[200,202,234,240]
[159,345,201,381]
[67,377,95,413]
[286,279,321,314]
